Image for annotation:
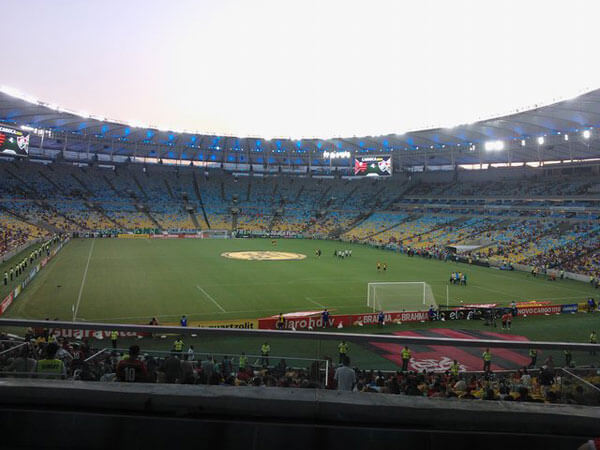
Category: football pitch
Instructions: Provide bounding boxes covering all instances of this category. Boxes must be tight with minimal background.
[2,237,597,324]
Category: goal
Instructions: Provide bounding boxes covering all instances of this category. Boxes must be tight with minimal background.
[367,282,436,312]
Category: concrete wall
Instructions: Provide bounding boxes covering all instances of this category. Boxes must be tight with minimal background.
[0,379,596,449]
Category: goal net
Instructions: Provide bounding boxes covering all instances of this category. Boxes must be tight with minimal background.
[367,282,436,312]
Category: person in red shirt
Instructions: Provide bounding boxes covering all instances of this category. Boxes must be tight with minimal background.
[501,312,511,330]
[116,345,148,382]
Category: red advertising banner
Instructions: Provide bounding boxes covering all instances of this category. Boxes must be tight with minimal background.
[258,303,565,330]
[258,310,430,330]
[0,292,14,315]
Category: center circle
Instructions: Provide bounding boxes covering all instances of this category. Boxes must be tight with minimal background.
[221,251,307,261]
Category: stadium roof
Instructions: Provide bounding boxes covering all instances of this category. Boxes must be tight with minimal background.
[1,86,599,167]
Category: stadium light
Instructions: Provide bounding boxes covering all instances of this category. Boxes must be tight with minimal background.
[583,130,591,139]
[537,136,544,145]
[521,140,526,146]
[564,134,569,141]
[484,140,504,151]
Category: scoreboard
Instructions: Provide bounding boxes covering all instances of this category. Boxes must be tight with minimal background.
[0,125,29,157]
[354,155,392,177]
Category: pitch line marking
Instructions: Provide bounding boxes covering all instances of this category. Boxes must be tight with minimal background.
[306,296,325,308]
[196,285,226,312]
[73,238,95,321]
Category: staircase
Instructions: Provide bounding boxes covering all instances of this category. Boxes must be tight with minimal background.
[340,184,360,207]
[294,185,305,203]
[164,179,175,200]
[317,184,332,206]
[246,178,252,201]
[38,170,63,193]
[91,203,124,230]
[188,210,201,229]
[192,172,211,228]
[40,200,89,231]
[0,204,60,234]
[143,209,163,231]
[71,173,93,196]
[132,173,149,199]
[103,175,120,195]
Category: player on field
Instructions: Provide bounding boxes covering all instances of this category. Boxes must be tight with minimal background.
[376,262,381,272]
[383,263,387,273]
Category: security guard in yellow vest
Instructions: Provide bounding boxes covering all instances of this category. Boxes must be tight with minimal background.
[338,341,349,364]
[173,337,184,353]
[450,360,459,377]
[239,352,248,370]
[261,342,271,367]
[111,330,118,349]
[36,343,66,379]
[482,348,492,372]
[401,346,411,372]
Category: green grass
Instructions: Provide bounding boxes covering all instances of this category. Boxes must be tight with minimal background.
[3,237,596,324]
[2,237,599,370]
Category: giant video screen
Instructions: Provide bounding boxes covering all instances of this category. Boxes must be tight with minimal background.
[0,125,29,157]
[354,155,392,177]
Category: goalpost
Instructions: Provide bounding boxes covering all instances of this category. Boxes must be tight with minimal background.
[367,282,436,312]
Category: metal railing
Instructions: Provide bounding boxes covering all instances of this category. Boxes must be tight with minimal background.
[1,318,598,351]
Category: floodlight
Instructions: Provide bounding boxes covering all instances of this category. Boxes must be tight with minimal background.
[564,134,569,141]
[521,140,526,146]
[537,137,544,145]
[484,140,504,151]
[583,130,591,139]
